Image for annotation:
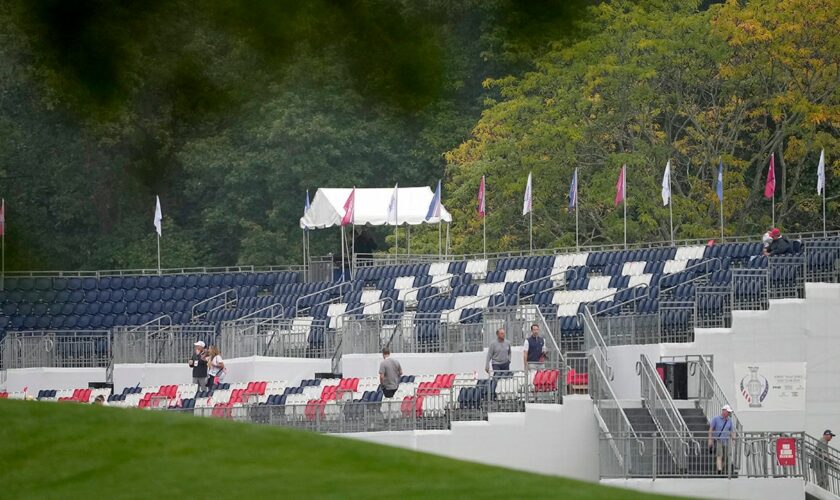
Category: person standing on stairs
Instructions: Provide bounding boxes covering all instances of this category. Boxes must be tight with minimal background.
[708,405,735,474]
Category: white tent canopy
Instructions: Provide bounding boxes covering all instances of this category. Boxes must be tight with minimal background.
[300,187,452,229]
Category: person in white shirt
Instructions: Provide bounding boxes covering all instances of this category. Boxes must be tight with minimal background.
[206,345,226,387]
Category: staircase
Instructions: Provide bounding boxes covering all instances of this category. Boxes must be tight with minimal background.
[622,406,719,477]
[624,407,676,476]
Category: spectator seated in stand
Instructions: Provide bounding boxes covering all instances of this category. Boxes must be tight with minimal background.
[763,228,792,256]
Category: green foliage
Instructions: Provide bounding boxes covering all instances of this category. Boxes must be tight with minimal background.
[433,0,839,254]
[0,0,836,270]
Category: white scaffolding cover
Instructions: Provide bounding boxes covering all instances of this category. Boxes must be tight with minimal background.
[300,187,452,229]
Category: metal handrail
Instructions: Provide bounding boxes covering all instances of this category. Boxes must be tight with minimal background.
[590,353,645,474]
[191,290,238,322]
[657,258,723,300]
[515,267,583,306]
[235,303,286,322]
[581,306,611,379]
[1,264,305,279]
[443,291,507,322]
[402,274,465,307]
[638,354,693,470]
[696,356,743,436]
[294,281,351,316]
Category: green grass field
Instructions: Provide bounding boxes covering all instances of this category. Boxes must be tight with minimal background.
[0,400,684,499]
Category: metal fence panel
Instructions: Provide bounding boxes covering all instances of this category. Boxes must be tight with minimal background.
[2,331,111,369]
[113,324,216,364]
[222,317,332,359]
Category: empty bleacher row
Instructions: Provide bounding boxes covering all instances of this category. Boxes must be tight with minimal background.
[1,236,837,359]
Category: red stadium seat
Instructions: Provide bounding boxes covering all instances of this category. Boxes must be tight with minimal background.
[400,396,424,418]
[0,392,8,399]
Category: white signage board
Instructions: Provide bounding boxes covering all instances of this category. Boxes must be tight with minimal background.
[733,362,806,411]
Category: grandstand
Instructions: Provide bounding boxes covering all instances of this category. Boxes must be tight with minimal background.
[2,232,840,499]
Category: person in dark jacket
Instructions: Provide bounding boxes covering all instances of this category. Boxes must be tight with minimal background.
[764,228,792,256]
[189,341,208,389]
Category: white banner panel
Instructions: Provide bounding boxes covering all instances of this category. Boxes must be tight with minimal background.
[733,362,806,411]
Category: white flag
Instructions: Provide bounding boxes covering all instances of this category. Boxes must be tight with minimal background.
[154,196,163,237]
[817,149,826,195]
[387,184,398,225]
[522,172,532,215]
[661,160,671,206]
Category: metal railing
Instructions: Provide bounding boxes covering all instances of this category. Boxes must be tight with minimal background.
[694,357,743,470]
[191,289,238,322]
[589,353,643,476]
[602,430,840,492]
[805,242,840,283]
[515,267,584,305]
[113,321,216,364]
[221,317,332,359]
[1,265,304,279]
[768,255,806,300]
[1,330,111,369]
[294,281,350,316]
[638,354,694,472]
[354,231,840,269]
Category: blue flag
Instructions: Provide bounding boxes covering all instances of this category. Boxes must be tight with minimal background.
[716,161,724,203]
[568,168,578,210]
[426,180,442,221]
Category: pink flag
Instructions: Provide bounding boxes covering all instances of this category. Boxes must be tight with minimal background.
[614,165,626,207]
[477,175,486,217]
[0,199,5,237]
[764,153,776,199]
[340,188,355,226]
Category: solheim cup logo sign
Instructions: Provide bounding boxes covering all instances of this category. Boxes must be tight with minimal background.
[740,366,770,408]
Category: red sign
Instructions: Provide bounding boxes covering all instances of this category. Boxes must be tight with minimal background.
[776,437,797,466]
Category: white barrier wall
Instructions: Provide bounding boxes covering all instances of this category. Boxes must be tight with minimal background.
[602,478,806,500]
[112,356,330,391]
[4,367,105,393]
[604,283,840,437]
[343,396,600,481]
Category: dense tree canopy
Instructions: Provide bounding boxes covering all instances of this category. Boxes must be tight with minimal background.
[0,0,836,270]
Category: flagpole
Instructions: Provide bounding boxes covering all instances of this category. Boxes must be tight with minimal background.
[340,226,345,282]
[1,198,4,291]
[574,169,579,252]
[156,233,161,275]
[407,225,411,256]
[483,215,487,258]
[823,186,827,237]
[445,222,450,256]
[772,194,775,228]
[668,162,674,245]
[302,228,306,282]
[528,209,533,254]
[351,223,355,279]
[438,221,442,257]
[623,168,628,249]
[719,198,724,240]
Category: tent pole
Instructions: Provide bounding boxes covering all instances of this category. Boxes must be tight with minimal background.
[446,222,450,256]
[340,226,345,282]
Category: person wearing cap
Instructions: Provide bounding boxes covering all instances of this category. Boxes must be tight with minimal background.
[763,228,792,256]
[708,405,735,474]
[189,341,208,389]
[813,429,835,489]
